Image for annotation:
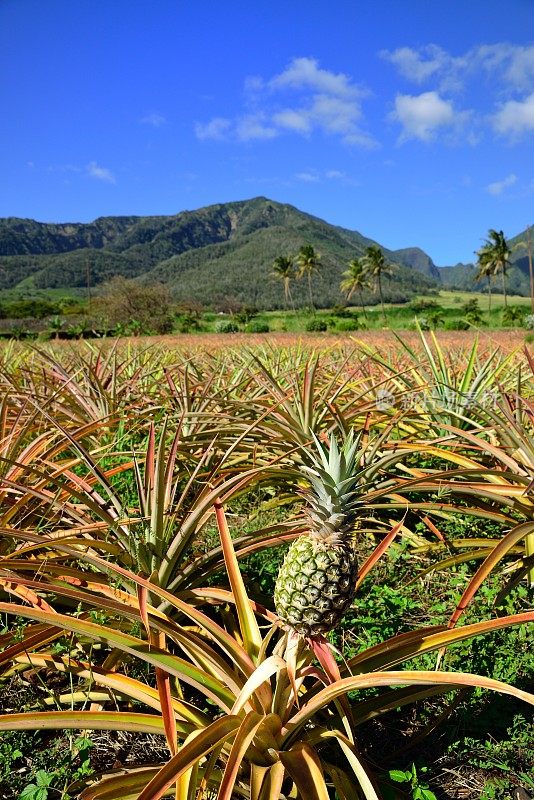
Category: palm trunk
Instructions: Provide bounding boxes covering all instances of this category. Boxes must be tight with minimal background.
[378,277,386,323]
[501,269,507,308]
[287,282,296,312]
[488,276,492,313]
[307,271,314,312]
[359,289,367,320]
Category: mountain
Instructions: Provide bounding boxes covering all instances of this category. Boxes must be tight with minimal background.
[0,198,439,308]
[390,247,440,281]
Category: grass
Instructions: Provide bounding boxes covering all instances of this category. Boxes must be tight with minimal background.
[431,289,532,309]
[192,290,533,335]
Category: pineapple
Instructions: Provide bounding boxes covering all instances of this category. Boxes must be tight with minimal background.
[274,433,361,637]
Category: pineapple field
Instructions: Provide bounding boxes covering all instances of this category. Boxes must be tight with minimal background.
[0,332,532,800]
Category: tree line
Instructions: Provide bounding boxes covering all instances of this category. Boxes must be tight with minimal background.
[272,243,395,321]
[272,227,534,322]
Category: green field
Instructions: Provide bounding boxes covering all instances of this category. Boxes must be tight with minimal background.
[1,287,533,340]
[200,290,533,334]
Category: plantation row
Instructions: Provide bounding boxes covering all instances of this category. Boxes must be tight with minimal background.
[0,334,532,799]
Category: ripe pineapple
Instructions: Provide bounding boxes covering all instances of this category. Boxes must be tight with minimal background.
[274,433,361,637]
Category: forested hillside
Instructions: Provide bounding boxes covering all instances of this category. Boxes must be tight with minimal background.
[0,198,438,308]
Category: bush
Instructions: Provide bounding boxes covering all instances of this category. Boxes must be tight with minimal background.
[444,318,470,331]
[215,320,239,333]
[234,306,258,325]
[305,319,328,332]
[336,319,359,331]
[246,321,270,333]
[331,304,352,318]
[523,314,534,330]
[502,306,524,327]
[95,277,174,335]
[461,298,483,325]
[0,299,60,319]
[417,311,444,330]
[409,299,440,313]
[176,301,204,333]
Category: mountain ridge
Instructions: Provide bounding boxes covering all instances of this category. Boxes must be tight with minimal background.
[0,198,530,307]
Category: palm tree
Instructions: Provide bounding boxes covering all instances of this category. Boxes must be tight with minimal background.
[340,258,369,319]
[271,255,296,311]
[360,245,393,322]
[297,245,321,311]
[476,229,511,309]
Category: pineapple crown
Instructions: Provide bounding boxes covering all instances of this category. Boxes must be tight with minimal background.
[301,431,363,540]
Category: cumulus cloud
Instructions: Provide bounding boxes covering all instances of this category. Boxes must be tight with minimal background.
[381,45,449,84]
[294,168,356,185]
[272,108,311,134]
[295,171,320,183]
[325,169,345,179]
[392,92,457,142]
[140,112,166,127]
[86,161,115,183]
[382,42,534,93]
[236,115,278,141]
[194,117,232,141]
[486,173,517,195]
[195,56,376,147]
[493,92,534,138]
[269,57,362,98]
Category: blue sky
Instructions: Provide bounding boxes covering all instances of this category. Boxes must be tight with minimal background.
[1,0,534,265]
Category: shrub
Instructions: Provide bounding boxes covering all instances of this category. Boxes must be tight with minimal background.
[331,304,352,318]
[305,318,328,332]
[409,298,440,313]
[502,306,524,327]
[0,299,60,319]
[461,298,483,325]
[444,318,470,331]
[523,314,534,330]
[215,320,239,333]
[95,276,174,334]
[246,321,269,333]
[336,319,359,331]
[234,306,258,325]
[415,314,444,330]
[176,301,204,333]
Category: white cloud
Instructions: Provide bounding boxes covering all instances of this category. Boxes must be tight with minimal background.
[86,161,115,183]
[194,117,232,141]
[140,112,166,127]
[196,56,375,147]
[269,57,362,98]
[493,92,534,138]
[381,45,449,84]
[486,173,517,195]
[325,169,345,179]
[273,108,311,133]
[295,171,320,183]
[294,168,357,185]
[236,115,278,141]
[478,44,534,90]
[382,43,534,94]
[392,92,457,142]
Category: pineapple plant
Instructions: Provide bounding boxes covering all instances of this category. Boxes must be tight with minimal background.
[274,432,362,637]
